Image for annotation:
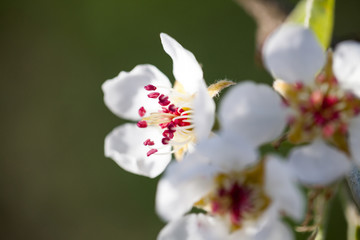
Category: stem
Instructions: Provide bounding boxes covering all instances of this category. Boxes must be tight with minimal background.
[233,0,290,64]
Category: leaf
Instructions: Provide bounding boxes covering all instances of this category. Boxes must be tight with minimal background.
[287,0,335,49]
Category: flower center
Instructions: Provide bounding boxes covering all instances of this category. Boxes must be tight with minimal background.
[136,84,195,158]
[195,161,271,230]
[275,65,360,152]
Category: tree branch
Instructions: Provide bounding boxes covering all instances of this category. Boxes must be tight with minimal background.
[234,0,291,64]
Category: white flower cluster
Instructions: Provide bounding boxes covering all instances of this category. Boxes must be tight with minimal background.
[102,22,360,239]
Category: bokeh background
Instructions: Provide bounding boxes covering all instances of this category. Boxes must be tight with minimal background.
[1,0,360,239]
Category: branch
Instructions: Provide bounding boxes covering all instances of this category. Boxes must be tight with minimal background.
[234,0,291,64]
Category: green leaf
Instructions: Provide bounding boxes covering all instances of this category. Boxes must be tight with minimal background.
[287,0,335,49]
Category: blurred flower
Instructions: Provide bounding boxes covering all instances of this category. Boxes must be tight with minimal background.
[102,33,233,178]
[156,133,303,240]
[156,82,303,239]
[260,23,360,186]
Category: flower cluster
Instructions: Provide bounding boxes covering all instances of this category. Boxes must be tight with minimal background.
[102,16,360,240]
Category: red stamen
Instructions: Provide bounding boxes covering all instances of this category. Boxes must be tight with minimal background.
[138,106,146,117]
[162,138,170,145]
[163,130,174,139]
[137,120,148,128]
[143,139,154,146]
[159,94,170,106]
[159,122,169,129]
[148,92,160,98]
[167,122,176,131]
[147,149,158,157]
[323,96,338,108]
[144,84,157,91]
[168,104,176,113]
[295,82,304,90]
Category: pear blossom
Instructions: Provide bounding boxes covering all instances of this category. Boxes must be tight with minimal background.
[156,133,303,240]
[156,82,303,239]
[244,23,360,186]
[102,33,234,178]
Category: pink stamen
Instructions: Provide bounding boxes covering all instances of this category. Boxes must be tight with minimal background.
[137,120,148,128]
[310,90,324,106]
[211,201,220,213]
[138,106,146,117]
[144,84,157,91]
[148,92,160,98]
[322,124,335,138]
[147,149,158,157]
[143,139,154,146]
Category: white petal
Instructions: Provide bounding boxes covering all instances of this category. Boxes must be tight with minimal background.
[194,81,215,141]
[288,140,351,186]
[160,33,204,95]
[333,41,360,97]
[349,116,360,166]
[230,220,293,240]
[104,123,171,178]
[157,214,228,240]
[265,155,304,221]
[219,81,287,147]
[263,24,325,84]
[197,132,259,173]
[156,152,216,221]
[102,64,171,121]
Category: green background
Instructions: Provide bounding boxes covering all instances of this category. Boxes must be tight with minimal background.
[1,0,359,239]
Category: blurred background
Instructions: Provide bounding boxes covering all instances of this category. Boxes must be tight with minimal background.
[1,0,360,239]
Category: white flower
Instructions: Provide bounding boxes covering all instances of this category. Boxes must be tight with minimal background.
[156,133,303,240]
[102,33,219,178]
[252,23,360,186]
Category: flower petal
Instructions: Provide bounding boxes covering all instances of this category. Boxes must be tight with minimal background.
[263,24,325,84]
[230,220,293,240]
[102,64,171,121]
[288,140,351,186]
[156,152,216,221]
[265,155,304,221]
[194,81,215,141]
[349,116,360,166]
[157,214,228,240]
[104,123,171,178]
[160,33,204,95]
[219,81,287,147]
[333,41,360,97]
[197,132,259,172]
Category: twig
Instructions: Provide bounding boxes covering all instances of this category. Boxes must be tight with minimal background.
[233,0,291,64]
